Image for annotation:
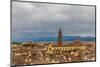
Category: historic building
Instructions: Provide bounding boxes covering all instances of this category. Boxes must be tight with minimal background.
[58,27,62,47]
[47,28,87,54]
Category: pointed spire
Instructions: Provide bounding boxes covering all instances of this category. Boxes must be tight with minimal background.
[58,26,62,47]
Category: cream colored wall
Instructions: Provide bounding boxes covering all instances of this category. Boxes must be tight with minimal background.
[47,45,87,53]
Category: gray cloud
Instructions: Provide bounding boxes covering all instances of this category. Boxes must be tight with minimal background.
[12,1,95,38]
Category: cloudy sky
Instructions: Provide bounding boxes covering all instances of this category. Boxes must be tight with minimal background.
[12,1,95,41]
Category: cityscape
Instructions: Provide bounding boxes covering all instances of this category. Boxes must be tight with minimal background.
[12,1,96,66]
[12,28,96,65]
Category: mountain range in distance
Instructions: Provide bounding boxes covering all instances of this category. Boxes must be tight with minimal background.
[12,36,96,42]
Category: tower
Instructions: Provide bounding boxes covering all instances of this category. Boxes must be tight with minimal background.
[58,27,62,47]
[74,36,81,45]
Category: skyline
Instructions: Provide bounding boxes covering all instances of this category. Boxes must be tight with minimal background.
[12,1,96,42]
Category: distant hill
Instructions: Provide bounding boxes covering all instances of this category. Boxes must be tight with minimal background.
[33,36,95,42]
[12,36,95,42]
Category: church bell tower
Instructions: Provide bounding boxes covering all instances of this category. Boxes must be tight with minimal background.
[58,27,62,47]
